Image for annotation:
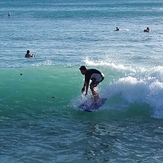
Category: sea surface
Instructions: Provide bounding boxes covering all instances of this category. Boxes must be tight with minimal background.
[1,0,163,162]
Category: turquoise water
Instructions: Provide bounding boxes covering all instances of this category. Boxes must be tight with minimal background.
[1,0,163,162]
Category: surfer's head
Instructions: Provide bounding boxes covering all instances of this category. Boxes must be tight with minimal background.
[79,66,87,75]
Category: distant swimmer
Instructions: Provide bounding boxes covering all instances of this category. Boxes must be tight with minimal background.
[115,27,120,31]
[25,50,35,58]
[79,66,104,104]
[144,27,150,32]
[8,12,10,17]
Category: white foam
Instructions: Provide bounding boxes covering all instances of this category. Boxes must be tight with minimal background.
[91,61,163,118]
[85,57,140,73]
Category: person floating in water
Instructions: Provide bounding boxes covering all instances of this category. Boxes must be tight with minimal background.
[25,50,35,58]
[8,12,10,17]
[79,66,104,104]
[115,27,120,31]
[144,27,150,32]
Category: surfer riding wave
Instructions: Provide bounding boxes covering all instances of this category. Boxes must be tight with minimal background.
[79,66,104,104]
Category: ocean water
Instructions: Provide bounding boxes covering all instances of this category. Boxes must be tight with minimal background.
[1,0,163,162]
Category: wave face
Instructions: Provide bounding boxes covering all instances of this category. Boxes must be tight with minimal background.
[1,63,163,119]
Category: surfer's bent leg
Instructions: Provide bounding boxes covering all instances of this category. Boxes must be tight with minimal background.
[90,86,99,104]
[90,80,99,104]
[90,76,104,104]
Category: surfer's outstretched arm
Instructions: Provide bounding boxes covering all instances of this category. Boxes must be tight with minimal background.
[85,82,89,96]
[81,82,89,96]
